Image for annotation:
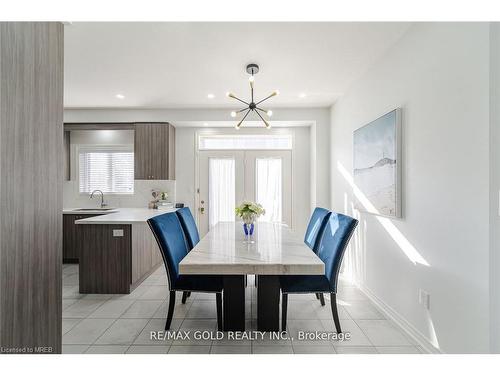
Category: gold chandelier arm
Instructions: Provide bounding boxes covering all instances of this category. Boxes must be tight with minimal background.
[228,93,249,106]
[255,90,278,105]
[236,109,251,129]
[255,109,271,129]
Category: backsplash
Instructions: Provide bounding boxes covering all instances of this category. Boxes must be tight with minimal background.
[63,179,176,209]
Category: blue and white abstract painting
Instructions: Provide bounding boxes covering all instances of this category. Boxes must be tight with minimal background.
[353,109,401,217]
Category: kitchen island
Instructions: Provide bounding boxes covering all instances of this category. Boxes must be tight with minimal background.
[73,208,175,294]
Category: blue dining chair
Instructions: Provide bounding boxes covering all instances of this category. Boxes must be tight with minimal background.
[176,207,200,303]
[304,207,331,306]
[281,212,358,333]
[176,207,200,250]
[148,212,223,331]
[304,207,331,250]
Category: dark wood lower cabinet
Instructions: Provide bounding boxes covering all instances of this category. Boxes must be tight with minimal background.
[78,223,163,294]
[79,224,132,294]
[63,214,103,263]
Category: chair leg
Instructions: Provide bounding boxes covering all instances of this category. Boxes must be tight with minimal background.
[165,291,176,330]
[330,293,341,333]
[315,293,320,300]
[182,291,188,304]
[187,292,191,297]
[216,293,223,331]
[319,293,325,306]
[281,293,288,332]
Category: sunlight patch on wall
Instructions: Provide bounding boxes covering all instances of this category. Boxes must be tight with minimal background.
[337,161,429,267]
[425,311,440,350]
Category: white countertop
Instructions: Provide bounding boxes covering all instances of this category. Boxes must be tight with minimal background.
[179,222,325,275]
[72,208,177,224]
[63,208,119,215]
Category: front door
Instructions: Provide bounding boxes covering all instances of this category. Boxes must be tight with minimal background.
[197,150,292,237]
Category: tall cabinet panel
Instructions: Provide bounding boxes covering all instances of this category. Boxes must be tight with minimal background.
[0,22,63,353]
[134,122,175,180]
[134,123,152,180]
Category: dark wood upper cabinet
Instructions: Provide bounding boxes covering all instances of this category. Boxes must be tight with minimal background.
[134,123,151,180]
[134,122,175,180]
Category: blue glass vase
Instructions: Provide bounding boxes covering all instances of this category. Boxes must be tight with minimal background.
[243,222,254,236]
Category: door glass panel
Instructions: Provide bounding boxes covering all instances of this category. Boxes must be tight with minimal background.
[209,158,235,228]
[256,158,282,222]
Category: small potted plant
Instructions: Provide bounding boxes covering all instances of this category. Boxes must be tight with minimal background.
[235,201,265,237]
[160,191,168,202]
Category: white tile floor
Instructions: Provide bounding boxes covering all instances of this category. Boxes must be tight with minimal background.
[62,264,425,354]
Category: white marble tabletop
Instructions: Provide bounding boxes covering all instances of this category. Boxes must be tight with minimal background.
[179,222,325,275]
[74,208,177,224]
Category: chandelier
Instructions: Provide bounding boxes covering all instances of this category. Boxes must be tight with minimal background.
[226,63,279,129]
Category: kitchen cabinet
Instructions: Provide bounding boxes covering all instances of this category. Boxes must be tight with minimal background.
[79,224,132,294]
[78,222,163,294]
[134,123,175,180]
[63,214,102,263]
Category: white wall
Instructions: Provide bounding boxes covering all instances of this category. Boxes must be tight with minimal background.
[330,23,490,353]
[489,22,500,353]
[64,107,330,213]
[63,130,176,208]
[176,126,311,234]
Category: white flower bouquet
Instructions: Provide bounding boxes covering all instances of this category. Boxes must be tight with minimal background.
[235,201,265,224]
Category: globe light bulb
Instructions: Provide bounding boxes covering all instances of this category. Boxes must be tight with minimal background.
[230,111,237,118]
[274,90,280,96]
[248,76,255,83]
[267,110,273,117]
[226,92,232,98]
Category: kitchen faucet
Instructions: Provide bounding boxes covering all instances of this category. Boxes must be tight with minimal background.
[90,190,108,208]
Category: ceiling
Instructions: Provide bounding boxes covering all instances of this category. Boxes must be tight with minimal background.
[64,22,411,109]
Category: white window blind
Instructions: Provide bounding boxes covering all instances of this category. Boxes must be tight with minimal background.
[199,134,292,150]
[79,146,134,194]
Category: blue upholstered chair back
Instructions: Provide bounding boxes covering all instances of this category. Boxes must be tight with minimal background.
[316,212,358,291]
[304,207,331,251]
[148,212,189,286]
[176,207,200,250]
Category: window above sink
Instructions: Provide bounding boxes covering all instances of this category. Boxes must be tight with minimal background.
[78,145,134,195]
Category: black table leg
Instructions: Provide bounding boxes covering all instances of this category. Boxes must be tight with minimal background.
[257,275,280,331]
[223,275,245,332]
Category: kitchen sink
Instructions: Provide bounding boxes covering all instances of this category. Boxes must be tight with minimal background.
[73,208,116,211]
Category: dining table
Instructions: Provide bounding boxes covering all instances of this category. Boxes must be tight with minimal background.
[179,221,325,332]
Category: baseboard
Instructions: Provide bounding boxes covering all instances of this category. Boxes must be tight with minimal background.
[357,284,442,354]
